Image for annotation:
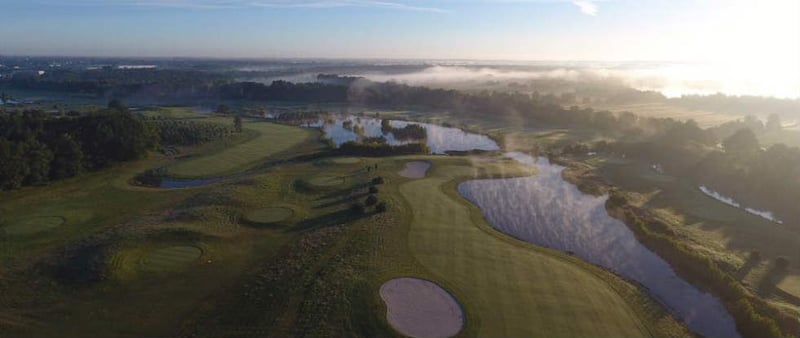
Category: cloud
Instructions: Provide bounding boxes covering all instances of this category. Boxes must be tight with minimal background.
[44,0,445,11]
[571,1,598,15]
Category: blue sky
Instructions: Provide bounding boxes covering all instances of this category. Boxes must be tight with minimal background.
[1,0,798,63]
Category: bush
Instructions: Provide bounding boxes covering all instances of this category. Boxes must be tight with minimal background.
[365,195,378,206]
[369,186,378,194]
[371,176,385,185]
[774,256,790,271]
[375,202,387,213]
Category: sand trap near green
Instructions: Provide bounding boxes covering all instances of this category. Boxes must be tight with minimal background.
[308,175,346,187]
[332,157,361,164]
[380,277,464,338]
[778,275,800,298]
[141,246,203,272]
[2,216,65,235]
[245,207,294,224]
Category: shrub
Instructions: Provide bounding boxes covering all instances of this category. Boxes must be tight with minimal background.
[365,195,378,206]
[369,186,378,194]
[375,202,387,213]
[371,176,385,185]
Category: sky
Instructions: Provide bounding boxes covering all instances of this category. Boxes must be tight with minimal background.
[1,0,799,66]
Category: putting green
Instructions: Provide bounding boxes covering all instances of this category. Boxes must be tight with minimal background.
[141,246,203,272]
[778,275,800,298]
[331,157,361,164]
[308,175,345,187]
[399,165,650,337]
[2,216,65,235]
[245,207,294,224]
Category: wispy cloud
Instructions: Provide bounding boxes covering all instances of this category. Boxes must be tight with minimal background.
[571,0,598,15]
[44,0,445,12]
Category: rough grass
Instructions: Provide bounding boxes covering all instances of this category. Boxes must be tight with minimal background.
[245,207,294,225]
[167,119,312,178]
[398,162,656,337]
[599,160,800,265]
[1,216,65,236]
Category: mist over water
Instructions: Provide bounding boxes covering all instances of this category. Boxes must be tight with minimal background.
[458,153,740,338]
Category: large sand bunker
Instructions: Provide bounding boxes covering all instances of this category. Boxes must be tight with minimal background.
[380,277,464,338]
[398,161,431,178]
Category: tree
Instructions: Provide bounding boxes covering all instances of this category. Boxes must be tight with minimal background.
[375,202,387,213]
[215,104,232,115]
[107,98,127,112]
[49,134,84,179]
[368,186,378,194]
[234,115,243,133]
[723,128,760,155]
[766,114,782,132]
[365,195,378,206]
[371,176,384,185]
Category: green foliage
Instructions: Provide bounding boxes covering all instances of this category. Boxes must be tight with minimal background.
[371,176,384,185]
[364,195,378,206]
[215,104,232,115]
[349,202,365,214]
[723,128,760,154]
[375,201,387,213]
[338,141,428,157]
[233,115,243,133]
[0,109,155,190]
[368,186,378,194]
[147,119,234,146]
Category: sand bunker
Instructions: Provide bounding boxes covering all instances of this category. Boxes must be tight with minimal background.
[399,161,431,178]
[2,216,65,235]
[309,175,345,187]
[332,157,361,164]
[142,246,202,272]
[380,277,464,338]
[245,207,293,224]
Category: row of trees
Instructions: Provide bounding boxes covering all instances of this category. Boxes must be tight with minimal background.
[147,119,236,146]
[379,119,426,140]
[0,108,155,190]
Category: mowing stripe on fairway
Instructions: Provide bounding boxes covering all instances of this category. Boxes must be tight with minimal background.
[399,172,650,337]
[167,121,310,177]
[142,246,203,272]
[245,207,294,224]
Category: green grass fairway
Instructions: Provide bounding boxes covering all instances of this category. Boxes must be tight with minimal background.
[1,216,65,236]
[331,157,361,164]
[778,275,800,298]
[399,165,651,337]
[308,175,346,187]
[245,207,294,224]
[167,120,311,178]
[141,246,203,272]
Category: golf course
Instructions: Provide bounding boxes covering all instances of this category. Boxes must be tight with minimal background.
[0,106,787,338]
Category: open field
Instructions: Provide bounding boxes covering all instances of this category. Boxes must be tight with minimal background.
[165,118,314,178]
[589,102,740,128]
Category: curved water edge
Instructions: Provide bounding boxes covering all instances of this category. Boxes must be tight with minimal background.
[303,115,500,154]
[458,152,739,338]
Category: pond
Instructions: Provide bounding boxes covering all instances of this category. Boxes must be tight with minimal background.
[303,116,500,154]
[458,152,739,338]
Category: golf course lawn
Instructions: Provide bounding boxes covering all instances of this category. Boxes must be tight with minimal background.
[399,163,663,337]
[166,119,313,178]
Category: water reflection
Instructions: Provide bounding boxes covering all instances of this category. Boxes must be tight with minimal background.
[458,152,739,338]
[159,177,221,188]
[304,116,500,154]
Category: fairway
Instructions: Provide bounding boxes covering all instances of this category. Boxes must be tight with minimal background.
[245,207,294,225]
[308,175,346,187]
[398,165,651,337]
[2,216,65,236]
[331,157,361,164]
[167,120,311,177]
[141,246,203,272]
